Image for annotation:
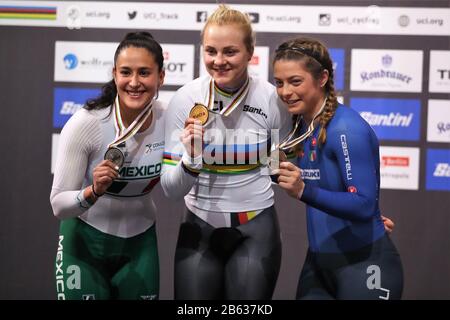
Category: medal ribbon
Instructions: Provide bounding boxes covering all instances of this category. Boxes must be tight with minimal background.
[206,76,250,116]
[107,95,153,149]
[278,97,327,151]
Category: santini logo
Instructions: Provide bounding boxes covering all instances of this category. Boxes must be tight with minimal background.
[360,112,413,127]
[243,105,267,119]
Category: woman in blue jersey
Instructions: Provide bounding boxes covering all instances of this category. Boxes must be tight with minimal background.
[50,32,165,300]
[273,37,403,300]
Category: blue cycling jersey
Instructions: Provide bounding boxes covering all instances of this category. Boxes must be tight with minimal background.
[297,104,385,253]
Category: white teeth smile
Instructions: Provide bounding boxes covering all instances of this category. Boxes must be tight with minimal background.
[127,91,143,97]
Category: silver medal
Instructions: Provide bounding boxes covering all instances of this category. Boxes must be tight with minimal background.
[104,147,125,168]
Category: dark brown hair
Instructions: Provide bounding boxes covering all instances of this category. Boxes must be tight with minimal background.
[274,37,338,145]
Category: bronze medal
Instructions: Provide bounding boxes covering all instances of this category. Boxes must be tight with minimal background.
[268,148,287,172]
[279,149,287,162]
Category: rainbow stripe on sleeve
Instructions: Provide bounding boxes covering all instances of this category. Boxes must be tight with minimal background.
[163,145,265,175]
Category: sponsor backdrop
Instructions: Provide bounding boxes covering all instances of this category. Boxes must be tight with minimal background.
[1,0,449,299]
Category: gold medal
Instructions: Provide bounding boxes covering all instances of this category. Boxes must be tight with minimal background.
[189,103,209,125]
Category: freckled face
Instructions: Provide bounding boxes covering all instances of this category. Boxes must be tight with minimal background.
[202,24,252,89]
[273,59,327,119]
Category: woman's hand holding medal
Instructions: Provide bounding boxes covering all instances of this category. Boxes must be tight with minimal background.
[91,160,120,197]
[181,117,204,159]
[277,161,305,200]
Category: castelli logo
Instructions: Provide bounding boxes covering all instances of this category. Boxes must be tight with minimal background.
[348,186,357,193]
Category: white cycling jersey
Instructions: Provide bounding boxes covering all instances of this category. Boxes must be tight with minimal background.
[50,101,166,238]
[162,75,291,227]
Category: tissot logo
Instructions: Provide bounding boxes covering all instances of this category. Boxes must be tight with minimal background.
[429,51,450,93]
[426,149,450,191]
[437,69,450,80]
[351,98,420,141]
[161,44,194,85]
[165,62,186,72]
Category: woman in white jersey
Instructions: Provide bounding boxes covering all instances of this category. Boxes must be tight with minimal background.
[50,32,165,300]
[162,5,291,299]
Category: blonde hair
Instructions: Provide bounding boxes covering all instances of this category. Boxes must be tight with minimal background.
[274,37,338,146]
[201,4,255,55]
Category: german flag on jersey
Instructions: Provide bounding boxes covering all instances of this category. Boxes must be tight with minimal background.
[230,211,260,227]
